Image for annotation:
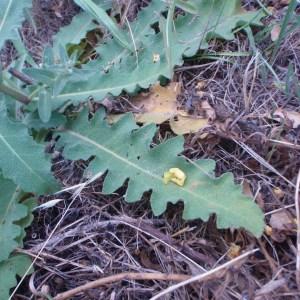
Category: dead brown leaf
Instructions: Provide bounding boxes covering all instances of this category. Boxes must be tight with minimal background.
[108,82,213,135]
[271,24,281,42]
[227,243,241,259]
[280,0,291,5]
[199,100,216,121]
[132,82,180,124]
[270,211,294,231]
[170,114,209,135]
[272,108,300,129]
[242,181,264,209]
[273,187,285,199]
[242,181,253,197]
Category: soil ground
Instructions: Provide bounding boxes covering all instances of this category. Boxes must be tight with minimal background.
[4,0,300,299]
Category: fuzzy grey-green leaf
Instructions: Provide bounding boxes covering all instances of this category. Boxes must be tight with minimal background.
[0,0,32,49]
[74,0,132,50]
[57,109,264,237]
[46,0,264,109]
[0,177,27,262]
[0,254,33,299]
[0,110,58,194]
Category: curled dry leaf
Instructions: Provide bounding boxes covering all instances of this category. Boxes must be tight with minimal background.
[271,108,300,129]
[242,181,264,209]
[269,211,295,231]
[242,181,253,197]
[268,209,296,242]
[268,210,295,242]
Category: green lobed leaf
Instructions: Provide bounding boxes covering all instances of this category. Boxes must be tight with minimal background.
[56,109,265,237]
[0,109,58,194]
[0,176,34,298]
[15,197,37,247]
[53,12,96,48]
[38,0,264,110]
[174,0,199,14]
[53,12,97,51]
[0,176,27,262]
[53,0,113,52]
[74,0,132,50]
[23,111,66,130]
[0,254,33,299]
[0,0,32,50]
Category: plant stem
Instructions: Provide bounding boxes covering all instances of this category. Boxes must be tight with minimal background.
[0,82,31,105]
[8,68,35,85]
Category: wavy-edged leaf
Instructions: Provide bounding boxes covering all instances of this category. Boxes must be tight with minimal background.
[23,111,66,130]
[0,177,27,262]
[0,0,32,49]
[0,176,35,298]
[15,197,36,247]
[175,0,198,14]
[74,0,132,50]
[0,110,58,194]
[43,0,264,108]
[53,12,97,51]
[53,0,113,51]
[56,109,264,237]
[0,254,33,299]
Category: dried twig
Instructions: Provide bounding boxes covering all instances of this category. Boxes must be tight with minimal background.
[54,272,191,300]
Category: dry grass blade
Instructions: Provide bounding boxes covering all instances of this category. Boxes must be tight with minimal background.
[271,0,299,62]
[113,215,207,272]
[233,139,296,188]
[295,169,300,289]
[150,248,259,300]
[8,197,77,300]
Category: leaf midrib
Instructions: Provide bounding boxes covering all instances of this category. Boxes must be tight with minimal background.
[0,135,45,188]
[0,0,13,36]
[67,129,162,180]
[2,185,18,224]
[66,129,239,215]
[53,64,170,100]
[55,13,94,47]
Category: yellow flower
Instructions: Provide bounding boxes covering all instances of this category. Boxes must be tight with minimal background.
[163,168,186,187]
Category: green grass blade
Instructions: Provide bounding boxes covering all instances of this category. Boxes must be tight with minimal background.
[271,0,298,62]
